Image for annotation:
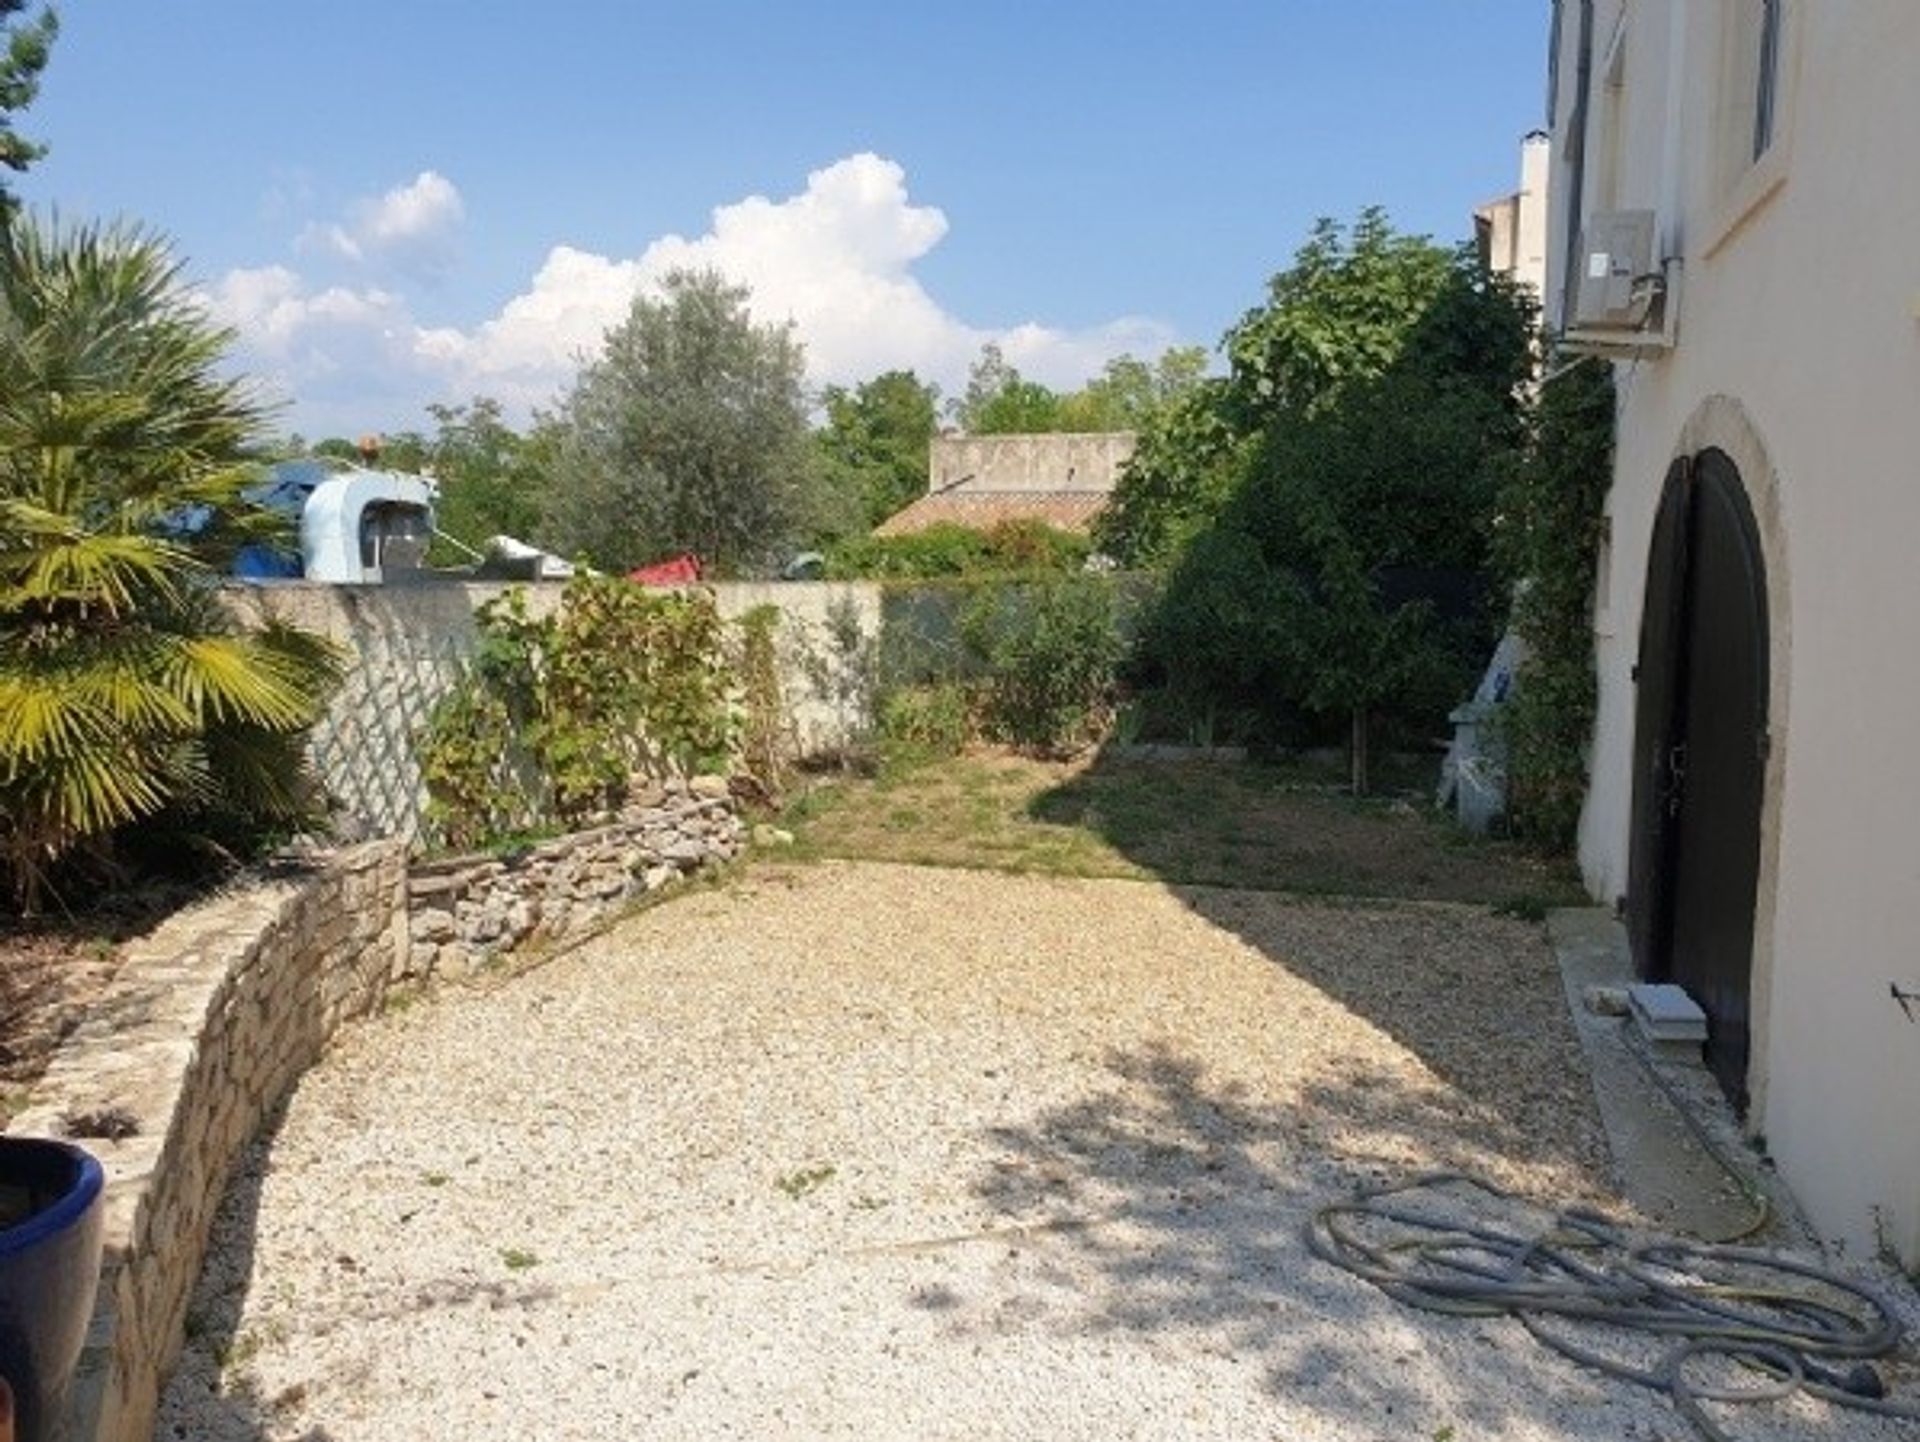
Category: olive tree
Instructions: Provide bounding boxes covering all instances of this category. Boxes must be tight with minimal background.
[542,269,817,574]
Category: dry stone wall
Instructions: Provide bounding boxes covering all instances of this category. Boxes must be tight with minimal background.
[408,777,743,974]
[9,842,409,1442]
[9,784,745,1442]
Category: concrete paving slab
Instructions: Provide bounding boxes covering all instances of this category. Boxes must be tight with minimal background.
[1546,908,1778,1242]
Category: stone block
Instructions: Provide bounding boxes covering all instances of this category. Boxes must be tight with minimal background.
[410,907,457,944]
[1628,983,1708,1042]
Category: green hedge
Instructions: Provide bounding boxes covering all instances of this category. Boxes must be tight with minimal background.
[825,519,1091,580]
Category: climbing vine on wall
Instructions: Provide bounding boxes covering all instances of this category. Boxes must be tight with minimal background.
[734,604,788,800]
[1494,355,1617,853]
[420,575,734,850]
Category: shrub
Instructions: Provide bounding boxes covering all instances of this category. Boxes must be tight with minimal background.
[877,682,973,757]
[734,604,788,797]
[959,575,1126,753]
[420,575,733,850]
[825,520,1091,580]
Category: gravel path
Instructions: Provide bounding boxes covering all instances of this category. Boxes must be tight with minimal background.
[158,861,1913,1440]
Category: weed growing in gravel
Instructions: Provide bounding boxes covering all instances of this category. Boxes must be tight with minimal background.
[1489,893,1554,923]
[422,1171,450,1187]
[215,1319,286,1372]
[500,1247,539,1270]
[775,1164,836,1199]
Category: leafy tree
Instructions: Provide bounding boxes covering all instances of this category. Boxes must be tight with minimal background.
[1140,210,1536,790]
[0,2,55,218]
[951,343,1210,439]
[0,219,341,907]
[815,369,938,530]
[1056,347,1208,432]
[1224,207,1456,419]
[304,432,429,472]
[1095,377,1247,566]
[421,397,555,561]
[950,343,1060,434]
[541,268,816,574]
[377,430,430,473]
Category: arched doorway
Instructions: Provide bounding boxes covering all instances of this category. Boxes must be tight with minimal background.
[1626,449,1770,1108]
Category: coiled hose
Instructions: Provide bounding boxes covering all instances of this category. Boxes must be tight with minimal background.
[1307,1171,1920,1441]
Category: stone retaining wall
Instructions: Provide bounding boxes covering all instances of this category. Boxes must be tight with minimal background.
[8,785,744,1442]
[408,778,743,974]
[10,841,409,1442]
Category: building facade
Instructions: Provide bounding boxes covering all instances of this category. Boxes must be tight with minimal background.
[1547,0,1920,1263]
[1475,130,1551,301]
[874,431,1134,537]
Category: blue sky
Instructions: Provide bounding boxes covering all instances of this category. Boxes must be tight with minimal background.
[20,2,1550,437]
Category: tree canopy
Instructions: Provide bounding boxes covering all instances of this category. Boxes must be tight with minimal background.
[814,369,939,532]
[948,343,1208,438]
[420,397,557,561]
[0,2,55,217]
[951,343,1061,434]
[1130,208,1537,787]
[540,269,817,574]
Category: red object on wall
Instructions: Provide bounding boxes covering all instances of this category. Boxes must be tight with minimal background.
[627,553,702,586]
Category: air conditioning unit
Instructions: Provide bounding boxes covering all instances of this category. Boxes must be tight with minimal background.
[1573,210,1661,330]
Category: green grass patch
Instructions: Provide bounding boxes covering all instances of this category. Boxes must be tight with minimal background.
[778,748,1585,908]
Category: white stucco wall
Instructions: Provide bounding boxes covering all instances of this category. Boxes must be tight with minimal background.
[1550,1,1920,1263]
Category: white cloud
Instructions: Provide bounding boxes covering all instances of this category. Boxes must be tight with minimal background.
[300,170,465,279]
[211,154,1178,435]
[204,266,455,429]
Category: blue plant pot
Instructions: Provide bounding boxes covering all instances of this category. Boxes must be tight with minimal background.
[0,1138,105,1442]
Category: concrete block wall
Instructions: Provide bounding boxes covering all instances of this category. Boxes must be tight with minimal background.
[928,431,1135,496]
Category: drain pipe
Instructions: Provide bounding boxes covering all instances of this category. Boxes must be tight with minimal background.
[1659,0,1688,264]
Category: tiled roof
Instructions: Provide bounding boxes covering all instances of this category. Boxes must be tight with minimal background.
[873,490,1109,537]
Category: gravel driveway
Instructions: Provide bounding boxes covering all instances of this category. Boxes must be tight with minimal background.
[154,861,1902,1440]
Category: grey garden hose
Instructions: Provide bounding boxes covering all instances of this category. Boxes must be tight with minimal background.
[1307,1171,1920,1442]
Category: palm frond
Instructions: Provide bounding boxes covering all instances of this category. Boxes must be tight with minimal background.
[0,214,335,906]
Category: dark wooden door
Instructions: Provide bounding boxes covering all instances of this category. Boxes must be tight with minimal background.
[1628,450,1769,1107]
[1627,462,1692,982]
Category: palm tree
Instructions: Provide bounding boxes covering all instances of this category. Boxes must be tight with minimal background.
[0,217,341,909]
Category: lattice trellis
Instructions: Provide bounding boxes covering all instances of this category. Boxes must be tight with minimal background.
[308,620,473,842]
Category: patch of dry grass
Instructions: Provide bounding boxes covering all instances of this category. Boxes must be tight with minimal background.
[780,748,1584,909]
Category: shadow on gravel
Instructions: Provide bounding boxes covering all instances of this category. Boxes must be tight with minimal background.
[970,1043,1624,1435]
[149,1108,339,1442]
[1171,883,1609,1190]
[1033,757,1607,1194]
